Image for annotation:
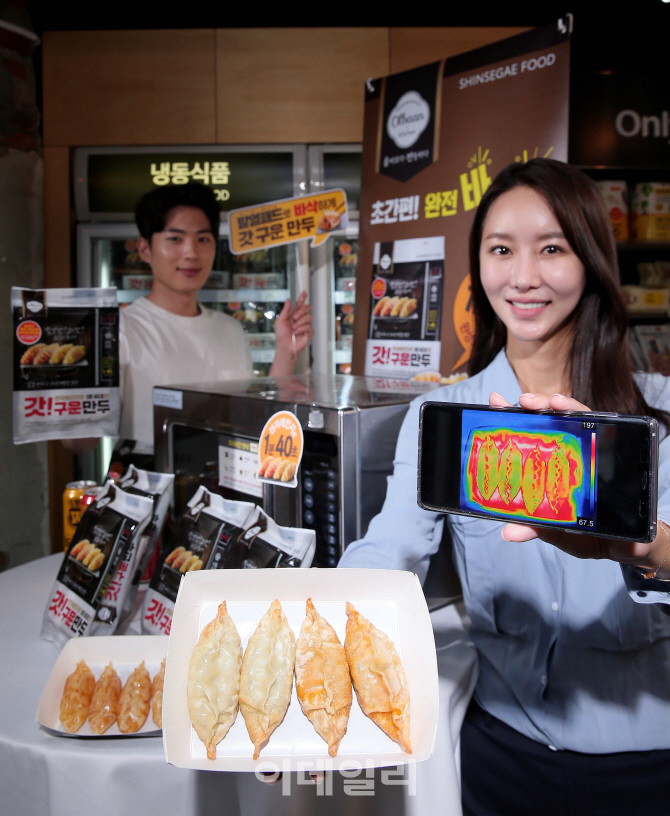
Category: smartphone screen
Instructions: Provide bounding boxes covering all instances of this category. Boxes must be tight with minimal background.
[460,408,597,529]
[419,402,658,542]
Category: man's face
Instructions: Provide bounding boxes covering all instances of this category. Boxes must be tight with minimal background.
[137,206,216,296]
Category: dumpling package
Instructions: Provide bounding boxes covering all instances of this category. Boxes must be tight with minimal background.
[142,487,315,636]
[12,286,120,443]
[106,465,174,633]
[41,481,153,648]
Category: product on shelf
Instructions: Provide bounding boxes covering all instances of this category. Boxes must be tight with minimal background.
[596,181,629,241]
[631,183,670,241]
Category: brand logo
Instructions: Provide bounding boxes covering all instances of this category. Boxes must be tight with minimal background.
[371,278,386,299]
[16,320,41,345]
[387,91,431,149]
[615,109,670,143]
[380,254,392,271]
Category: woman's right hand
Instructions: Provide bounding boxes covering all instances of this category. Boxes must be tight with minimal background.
[488,391,670,576]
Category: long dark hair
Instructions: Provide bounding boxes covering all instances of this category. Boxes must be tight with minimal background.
[468,158,667,426]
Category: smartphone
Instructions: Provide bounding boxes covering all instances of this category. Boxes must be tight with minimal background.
[418,402,659,543]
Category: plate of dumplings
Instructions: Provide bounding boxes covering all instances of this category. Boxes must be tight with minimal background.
[36,636,168,737]
[162,569,438,771]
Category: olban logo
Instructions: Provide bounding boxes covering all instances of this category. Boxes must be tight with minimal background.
[371,278,386,299]
[16,320,41,345]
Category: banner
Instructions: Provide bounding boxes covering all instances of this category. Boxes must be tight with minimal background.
[228,190,348,254]
[354,20,572,380]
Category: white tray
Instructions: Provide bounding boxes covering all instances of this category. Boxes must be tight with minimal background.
[36,635,168,737]
[162,568,438,772]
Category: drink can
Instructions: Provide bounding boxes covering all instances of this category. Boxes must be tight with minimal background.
[63,480,97,551]
[80,486,104,514]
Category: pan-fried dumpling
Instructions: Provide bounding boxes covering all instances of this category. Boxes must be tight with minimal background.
[88,662,121,735]
[117,662,151,733]
[239,599,295,759]
[188,601,242,759]
[295,599,352,756]
[59,660,95,733]
[344,602,411,753]
[151,658,165,729]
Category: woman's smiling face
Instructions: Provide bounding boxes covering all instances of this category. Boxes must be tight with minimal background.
[479,185,586,348]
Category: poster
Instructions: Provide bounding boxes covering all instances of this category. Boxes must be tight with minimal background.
[355,20,572,379]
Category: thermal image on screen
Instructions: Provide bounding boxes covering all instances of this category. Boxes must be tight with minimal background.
[461,409,596,526]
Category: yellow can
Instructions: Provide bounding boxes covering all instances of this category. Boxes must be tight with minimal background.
[63,480,97,551]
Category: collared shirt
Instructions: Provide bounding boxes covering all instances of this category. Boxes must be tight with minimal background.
[339,349,670,753]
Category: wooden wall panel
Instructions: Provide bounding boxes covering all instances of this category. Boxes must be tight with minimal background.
[215,28,389,144]
[43,30,217,146]
[389,27,531,75]
[43,146,71,288]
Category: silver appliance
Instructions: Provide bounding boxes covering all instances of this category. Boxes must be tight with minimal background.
[154,374,440,570]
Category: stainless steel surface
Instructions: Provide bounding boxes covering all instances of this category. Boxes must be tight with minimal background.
[154,373,459,599]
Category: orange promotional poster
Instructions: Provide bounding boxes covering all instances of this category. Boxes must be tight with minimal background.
[256,410,304,488]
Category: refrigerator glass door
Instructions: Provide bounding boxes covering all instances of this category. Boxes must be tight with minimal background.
[77,223,296,377]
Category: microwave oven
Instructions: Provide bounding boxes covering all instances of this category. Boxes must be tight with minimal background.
[153,374,439,569]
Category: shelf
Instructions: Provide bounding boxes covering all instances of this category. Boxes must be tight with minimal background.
[333,290,356,305]
[198,289,289,303]
[115,289,290,305]
[250,349,275,363]
[616,242,670,252]
[334,349,352,364]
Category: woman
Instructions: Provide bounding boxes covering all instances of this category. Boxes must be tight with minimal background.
[340,159,670,814]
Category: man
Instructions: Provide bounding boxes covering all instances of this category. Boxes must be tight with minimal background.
[64,183,312,460]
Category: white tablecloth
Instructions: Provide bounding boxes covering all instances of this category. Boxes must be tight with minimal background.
[0,554,477,816]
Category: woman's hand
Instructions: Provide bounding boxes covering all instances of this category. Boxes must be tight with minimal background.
[270,292,313,376]
[489,391,669,575]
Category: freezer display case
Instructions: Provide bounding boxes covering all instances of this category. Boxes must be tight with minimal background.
[76,222,301,378]
[74,145,310,379]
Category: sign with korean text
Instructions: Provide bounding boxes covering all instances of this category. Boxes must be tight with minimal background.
[256,410,304,489]
[228,189,348,254]
[77,148,297,219]
[354,20,571,379]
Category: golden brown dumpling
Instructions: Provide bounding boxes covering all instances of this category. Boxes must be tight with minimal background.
[239,599,296,759]
[151,658,165,729]
[188,601,242,759]
[60,660,95,733]
[344,602,411,753]
[295,599,352,756]
[62,345,86,365]
[118,662,151,733]
[49,344,74,364]
[33,343,59,365]
[88,662,121,735]
[20,343,45,365]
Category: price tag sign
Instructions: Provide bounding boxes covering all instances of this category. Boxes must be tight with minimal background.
[256,410,304,489]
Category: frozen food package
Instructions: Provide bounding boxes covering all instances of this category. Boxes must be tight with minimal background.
[105,465,175,633]
[142,488,257,636]
[631,183,670,241]
[365,237,444,379]
[141,487,315,635]
[596,181,629,242]
[12,287,120,444]
[41,482,153,648]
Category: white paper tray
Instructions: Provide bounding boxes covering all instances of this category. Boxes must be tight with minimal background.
[162,568,438,772]
[36,635,168,737]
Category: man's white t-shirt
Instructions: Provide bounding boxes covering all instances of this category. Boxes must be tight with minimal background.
[119,297,253,454]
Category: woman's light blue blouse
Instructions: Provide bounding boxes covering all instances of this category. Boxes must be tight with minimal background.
[339,350,670,753]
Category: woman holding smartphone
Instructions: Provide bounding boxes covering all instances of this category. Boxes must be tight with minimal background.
[340,158,670,814]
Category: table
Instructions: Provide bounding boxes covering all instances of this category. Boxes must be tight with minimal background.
[0,554,477,816]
